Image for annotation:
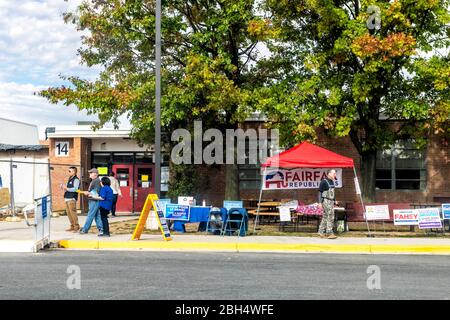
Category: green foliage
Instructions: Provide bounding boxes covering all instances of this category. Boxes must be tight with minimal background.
[40,0,278,196]
[41,0,278,145]
[40,0,450,198]
[167,164,209,200]
[262,0,450,154]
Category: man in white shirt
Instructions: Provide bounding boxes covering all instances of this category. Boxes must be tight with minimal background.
[109,171,122,216]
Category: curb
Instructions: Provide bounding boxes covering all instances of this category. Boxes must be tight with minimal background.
[56,240,450,255]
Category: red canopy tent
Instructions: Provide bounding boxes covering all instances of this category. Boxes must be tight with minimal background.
[262,141,355,168]
[254,142,371,234]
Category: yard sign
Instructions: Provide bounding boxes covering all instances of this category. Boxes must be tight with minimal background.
[417,208,442,229]
[442,204,450,220]
[132,194,172,241]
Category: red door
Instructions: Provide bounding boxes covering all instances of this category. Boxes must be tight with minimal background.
[112,164,133,213]
[134,164,155,212]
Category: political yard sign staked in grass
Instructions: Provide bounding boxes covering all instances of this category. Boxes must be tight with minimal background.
[442,204,450,220]
[418,208,442,229]
[393,209,419,226]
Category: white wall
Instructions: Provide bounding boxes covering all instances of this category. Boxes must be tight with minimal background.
[0,118,39,145]
[0,153,49,207]
[91,138,153,152]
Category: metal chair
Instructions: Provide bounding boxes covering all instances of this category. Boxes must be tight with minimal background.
[221,208,248,237]
[206,207,224,235]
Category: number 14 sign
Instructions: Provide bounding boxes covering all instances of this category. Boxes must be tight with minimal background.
[55,141,69,157]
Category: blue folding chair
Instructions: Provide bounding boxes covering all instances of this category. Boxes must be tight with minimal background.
[221,208,248,237]
[206,207,226,235]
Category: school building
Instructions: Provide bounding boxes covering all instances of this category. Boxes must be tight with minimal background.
[46,124,169,213]
[45,121,450,215]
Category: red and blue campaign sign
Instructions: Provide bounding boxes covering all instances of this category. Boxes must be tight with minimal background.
[165,204,190,221]
[262,168,342,190]
[393,209,419,226]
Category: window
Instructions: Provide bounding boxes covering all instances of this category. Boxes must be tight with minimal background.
[112,153,134,164]
[238,136,275,190]
[135,153,153,164]
[375,140,426,190]
[239,164,261,190]
[137,167,152,188]
[92,153,111,170]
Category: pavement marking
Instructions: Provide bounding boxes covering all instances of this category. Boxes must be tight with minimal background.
[56,240,450,255]
[0,240,37,253]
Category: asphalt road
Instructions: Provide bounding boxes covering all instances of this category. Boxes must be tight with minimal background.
[0,251,449,300]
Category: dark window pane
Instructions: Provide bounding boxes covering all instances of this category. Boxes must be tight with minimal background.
[376,169,392,179]
[92,153,110,166]
[239,180,260,190]
[137,167,152,188]
[116,168,130,187]
[396,170,420,180]
[239,170,259,180]
[112,153,133,163]
[238,164,260,190]
[396,180,420,190]
[376,180,392,189]
[396,158,424,169]
[135,153,153,164]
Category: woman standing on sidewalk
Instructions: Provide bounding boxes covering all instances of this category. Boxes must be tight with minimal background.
[109,172,122,216]
[98,177,114,237]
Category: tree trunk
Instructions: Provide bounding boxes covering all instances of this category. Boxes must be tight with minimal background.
[224,163,240,200]
[360,151,377,203]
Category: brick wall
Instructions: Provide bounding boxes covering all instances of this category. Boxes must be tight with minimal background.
[49,138,91,213]
[196,130,450,215]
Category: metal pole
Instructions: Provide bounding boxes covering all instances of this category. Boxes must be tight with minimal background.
[47,159,53,213]
[47,160,53,241]
[353,167,372,237]
[154,0,162,198]
[9,159,15,217]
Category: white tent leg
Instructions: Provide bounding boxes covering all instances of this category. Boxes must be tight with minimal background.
[253,168,267,234]
[353,167,372,237]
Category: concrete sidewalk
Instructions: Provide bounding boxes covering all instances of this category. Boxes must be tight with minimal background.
[2,215,450,254]
[0,215,137,252]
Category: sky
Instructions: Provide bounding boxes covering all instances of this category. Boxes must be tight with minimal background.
[0,0,128,139]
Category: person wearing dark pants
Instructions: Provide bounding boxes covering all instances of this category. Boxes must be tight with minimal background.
[98,176,114,237]
[109,172,122,216]
[99,207,110,236]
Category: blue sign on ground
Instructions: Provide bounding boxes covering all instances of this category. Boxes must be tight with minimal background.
[165,204,190,221]
[442,204,450,220]
[42,196,47,219]
[223,200,243,211]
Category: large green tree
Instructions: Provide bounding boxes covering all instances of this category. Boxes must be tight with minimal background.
[259,0,450,201]
[41,0,276,199]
